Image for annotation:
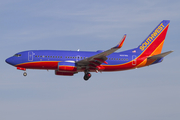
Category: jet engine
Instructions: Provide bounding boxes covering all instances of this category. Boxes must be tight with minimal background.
[58,62,77,72]
[55,62,77,76]
[55,70,74,76]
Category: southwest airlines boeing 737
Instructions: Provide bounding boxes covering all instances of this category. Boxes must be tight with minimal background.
[6,20,173,80]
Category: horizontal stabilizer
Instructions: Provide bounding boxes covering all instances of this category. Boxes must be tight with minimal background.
[148,51,173,59]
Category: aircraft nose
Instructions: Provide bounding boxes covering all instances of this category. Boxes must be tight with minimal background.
[6,58,10,64]
[5,57,14,65]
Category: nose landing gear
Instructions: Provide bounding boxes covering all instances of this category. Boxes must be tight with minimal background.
[16,67,27,76]
[23,72,27,76]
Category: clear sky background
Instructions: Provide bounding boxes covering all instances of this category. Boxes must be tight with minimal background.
[1,0,180,120]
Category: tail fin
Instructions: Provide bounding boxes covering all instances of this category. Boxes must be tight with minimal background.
[138,20,170,57]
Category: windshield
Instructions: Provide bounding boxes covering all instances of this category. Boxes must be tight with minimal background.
[14,54,21,57]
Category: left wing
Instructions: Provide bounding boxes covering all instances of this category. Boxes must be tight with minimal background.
[76,34,126,70]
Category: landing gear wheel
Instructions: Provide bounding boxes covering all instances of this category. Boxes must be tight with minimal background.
[23,72,27,76]
[84,76,89,81]
[83,73,91,81]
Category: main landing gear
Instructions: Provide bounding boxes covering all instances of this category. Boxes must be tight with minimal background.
[84,70,91,81]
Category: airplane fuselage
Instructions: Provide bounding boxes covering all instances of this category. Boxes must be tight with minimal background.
[6,49,144,72]
[5,20,172,80]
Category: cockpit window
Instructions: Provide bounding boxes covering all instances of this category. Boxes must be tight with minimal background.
[14,54,21,57]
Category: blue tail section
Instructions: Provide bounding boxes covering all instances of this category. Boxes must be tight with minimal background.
[138,20,170,53]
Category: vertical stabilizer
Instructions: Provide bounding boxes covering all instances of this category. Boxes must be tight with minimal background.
[138,20,170,56]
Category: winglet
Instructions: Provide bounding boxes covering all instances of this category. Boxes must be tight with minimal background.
[113,34,127,49]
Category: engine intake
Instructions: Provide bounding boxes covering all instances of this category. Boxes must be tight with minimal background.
[58,62,77,72]
[55,62,77,76]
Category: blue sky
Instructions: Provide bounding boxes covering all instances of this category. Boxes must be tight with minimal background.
[1,0,180,120]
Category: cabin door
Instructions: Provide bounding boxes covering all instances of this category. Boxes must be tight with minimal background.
[28,51,33,61]
[76,55,82,62]
[132,55,136,65]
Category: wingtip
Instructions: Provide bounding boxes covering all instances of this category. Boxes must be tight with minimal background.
[113,34,126,49]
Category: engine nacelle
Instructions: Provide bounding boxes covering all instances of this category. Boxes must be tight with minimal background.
[58,62,77,72]
[55,70,74,76]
